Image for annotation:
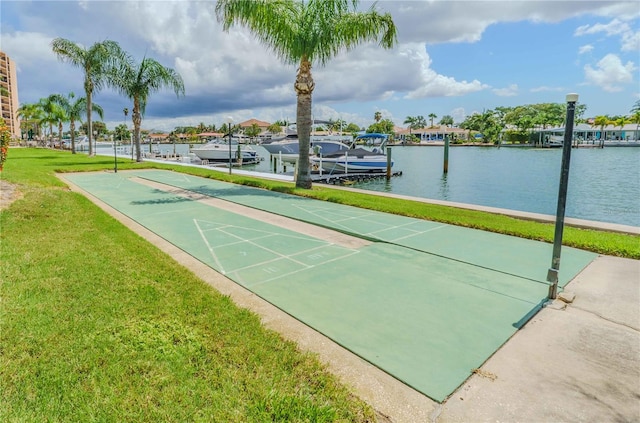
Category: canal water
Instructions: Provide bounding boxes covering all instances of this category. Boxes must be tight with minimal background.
[137,143,640,227]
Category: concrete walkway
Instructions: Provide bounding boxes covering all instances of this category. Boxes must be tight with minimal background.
[61,170,639,422]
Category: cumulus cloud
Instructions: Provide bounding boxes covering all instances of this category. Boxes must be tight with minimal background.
[575,18,629,36]
[401,44,488,98]
[584,54,636,92]
[493,84,519,97]
[575,17,640,53]
[578,44,594,55]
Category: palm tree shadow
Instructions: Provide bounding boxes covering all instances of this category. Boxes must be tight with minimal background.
[131,189,192,205]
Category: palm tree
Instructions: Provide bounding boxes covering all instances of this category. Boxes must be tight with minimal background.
[428,113,437,128]
[109,55,184,162]
[614,116,629,141]
[216,0,397,189]
[38,96,66,147]
[374,111,382,123]
[592,115,612,142]
[47,94,70,147]
[439,115,454,127]
[17,103,44,141]
[50,93,104,153]
[51,38,127,156]
[403,116,416,137]
[267,123,282,134]
[414,115,427,129]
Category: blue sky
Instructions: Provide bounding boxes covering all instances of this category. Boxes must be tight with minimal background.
[1,1,638,132]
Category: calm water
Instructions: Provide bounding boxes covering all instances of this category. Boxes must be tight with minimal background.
[142,143,640,227]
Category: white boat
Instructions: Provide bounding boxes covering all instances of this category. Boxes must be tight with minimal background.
[262,135,353,163]
[312,147,392,173]
[311,133,393,173]
[191,140,260,163]
[73,136,115,151]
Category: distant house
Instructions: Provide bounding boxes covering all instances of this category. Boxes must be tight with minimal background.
[197,132,225,140]
[148,133,170,142]
[397,126,470,142]
[238,118,271,131]
[535,123,639,145]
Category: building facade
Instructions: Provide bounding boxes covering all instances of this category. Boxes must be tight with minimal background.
[0,51,20,139]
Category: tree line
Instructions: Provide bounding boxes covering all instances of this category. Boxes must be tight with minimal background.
[18,38,184,161]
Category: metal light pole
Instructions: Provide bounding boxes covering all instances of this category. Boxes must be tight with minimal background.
[227,118,233,175]
[547,93,579,300]
[112,134,117,173]
[443,133,450,173]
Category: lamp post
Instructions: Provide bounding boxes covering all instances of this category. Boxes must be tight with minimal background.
[227,117,233,175]
[443,133,450,173]
[112,134,117,173]
[547,93,579,300]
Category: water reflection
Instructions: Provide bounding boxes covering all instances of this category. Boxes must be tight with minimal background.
[438,173,450,200]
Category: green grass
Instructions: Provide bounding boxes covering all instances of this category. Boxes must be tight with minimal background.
[1,149,375,421]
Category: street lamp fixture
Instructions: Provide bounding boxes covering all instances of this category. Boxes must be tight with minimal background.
[547,93,579,299]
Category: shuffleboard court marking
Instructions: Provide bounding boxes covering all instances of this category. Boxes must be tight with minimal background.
[381,224,448,242]
[192,216,360,283]
[131,176,371,250]
[230,246,360,288]
[194,218,226,273]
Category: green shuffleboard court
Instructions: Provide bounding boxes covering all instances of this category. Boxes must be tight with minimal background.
[64,170,597,402]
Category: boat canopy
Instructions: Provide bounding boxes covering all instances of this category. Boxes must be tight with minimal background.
[356,133,389,140]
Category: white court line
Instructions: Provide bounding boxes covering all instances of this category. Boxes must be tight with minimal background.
[364,219,432,233]
[293,203,434,236]
[376,224,448,242]
[194,218,226,274]
[230,243,348,274]
[242,249,360,288]
[206,233,277,249]
[363,221,447,239]
[290,204,375,232]
[196,220,333,245]
[208,225,316,269]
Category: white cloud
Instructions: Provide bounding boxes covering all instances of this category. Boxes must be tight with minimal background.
[530,86,564,93]
[574,17,640,53]
[401,44,488,98]
[575,19,629,36]
[584,54,636,92]
[621,31,640,52]
[493,84,519,97]
[578,44,594,55]
[0,31,58,68]
[449,107,467,124]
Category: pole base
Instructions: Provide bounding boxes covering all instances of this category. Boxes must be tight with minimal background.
[547,268,559,299]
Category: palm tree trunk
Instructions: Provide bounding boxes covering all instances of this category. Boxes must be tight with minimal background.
[294,58,315,189]
[133,98,142,162]
[70,120,76,154]
[58,122,63,149]
[86,79,94,156]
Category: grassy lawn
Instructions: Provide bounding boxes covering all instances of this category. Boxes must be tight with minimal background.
[0,149,375,422]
